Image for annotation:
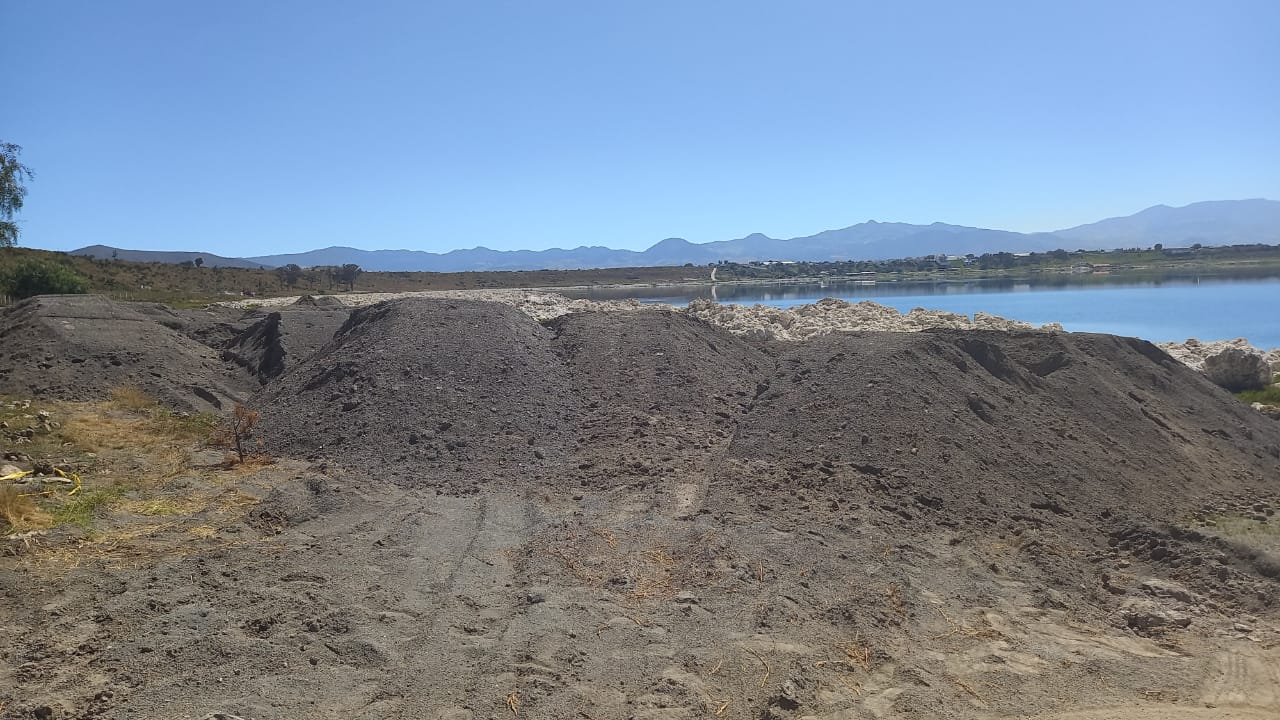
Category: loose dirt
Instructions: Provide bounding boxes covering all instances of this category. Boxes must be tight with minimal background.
[2,293,1279,720]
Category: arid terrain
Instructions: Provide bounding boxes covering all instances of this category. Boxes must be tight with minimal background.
[2,292,1279,720]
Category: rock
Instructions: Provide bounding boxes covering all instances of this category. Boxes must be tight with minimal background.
[1116,598,1192,634]
[1140,578,1202,605]
[674,591,699,604]
[1202,347,1274,391]
[1233,622,1254,633]
[1252,403,1280,420]
[0,463,23,477]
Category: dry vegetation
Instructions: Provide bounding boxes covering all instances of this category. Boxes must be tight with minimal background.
[0,388,276,560]
[0,246,707,306]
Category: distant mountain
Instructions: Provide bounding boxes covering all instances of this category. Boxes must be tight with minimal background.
[69,245,269,269]
[242,222,1063,271]
[1053,199,1280,248]
[69,199,1280,272]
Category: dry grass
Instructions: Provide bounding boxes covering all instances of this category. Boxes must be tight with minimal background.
[0,397,272,561]
[886,583,906,618]
[118,496,206,517]
[814,632,874,673]
[1,485,51,533]
[628,547,679,600]
[109,385,156,411]
[744,646,771,688]
[218,452,276,472]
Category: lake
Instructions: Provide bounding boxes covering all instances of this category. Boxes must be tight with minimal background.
[559,274,1280,348]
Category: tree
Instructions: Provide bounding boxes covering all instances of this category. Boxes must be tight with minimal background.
[336,263,362,291]
[275,263,303,288]
[194,256,204,268]
[0,259,88,298]
[1,143,35,247]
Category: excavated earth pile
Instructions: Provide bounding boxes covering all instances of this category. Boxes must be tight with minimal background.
[221,307,350,385]
[0,295,253,412]
[4,294,1280,720]
[0,295,355,411]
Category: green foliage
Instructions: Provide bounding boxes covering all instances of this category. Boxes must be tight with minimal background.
[1236,381,1280,405]
[0,258,89,298]
[52,487,124,529]
[337,263,363,290]
[0,142,34,247]
[276,263,303,288]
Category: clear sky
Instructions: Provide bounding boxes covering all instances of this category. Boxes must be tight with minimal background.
[6,0,1279,255]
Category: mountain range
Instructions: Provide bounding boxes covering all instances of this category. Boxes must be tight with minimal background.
[70,199,1280,272]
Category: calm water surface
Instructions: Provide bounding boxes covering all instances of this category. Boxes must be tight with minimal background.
[561,275,1280,347]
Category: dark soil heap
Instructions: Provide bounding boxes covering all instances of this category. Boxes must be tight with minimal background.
[259,299,578,489]
[0,295,253,411]
[222,307,350,384]
[261,297,1280,515]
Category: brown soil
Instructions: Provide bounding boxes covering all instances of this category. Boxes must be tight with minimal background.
[2,295,1279,720]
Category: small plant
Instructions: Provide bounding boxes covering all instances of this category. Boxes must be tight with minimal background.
[51,487,122,529]
[217,403,261,464]
[149,408,219,442]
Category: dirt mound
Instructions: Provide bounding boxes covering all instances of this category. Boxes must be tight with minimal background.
[0,295,252,411]
[258,299,577,490]
[259,301,779,494]
[292,294,346,308]
[545,310,772,492]
[259,299,1280,613]
[222,307,350,385]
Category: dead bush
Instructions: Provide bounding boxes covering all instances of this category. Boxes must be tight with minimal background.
[1,485,50,534]
[215,404,263,464]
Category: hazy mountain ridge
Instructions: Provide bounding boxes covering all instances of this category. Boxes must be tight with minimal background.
[1053,199,1280,248]
[70,245,270,269]
[69,199,1279,272]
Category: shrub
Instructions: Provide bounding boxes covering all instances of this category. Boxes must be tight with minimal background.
[216,403,261,464]
[0,258,88,299]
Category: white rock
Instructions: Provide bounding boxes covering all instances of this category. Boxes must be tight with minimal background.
[1203,347,1274,391]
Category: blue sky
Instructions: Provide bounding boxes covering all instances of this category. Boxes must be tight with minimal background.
[6,0,1279,255]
